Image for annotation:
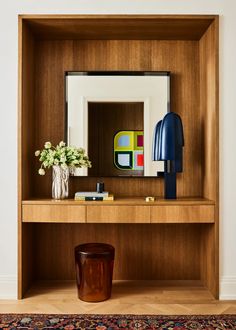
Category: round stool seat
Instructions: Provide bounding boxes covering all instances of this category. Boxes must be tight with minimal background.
[75,243,115,258]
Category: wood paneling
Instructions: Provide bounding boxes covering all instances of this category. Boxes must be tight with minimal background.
[31,39,201,199]
[23,15,215,40]
[151,205,214,223]
[22,198,215,224]
[20,20,35,200]
[18,18,36,298]
[200,224,217,296]
[33,40,73,198]
[21,224,34,297]
[22,205,86,223]
[33,223,201,281]
[18,15,219,300]
[199,18,219,298]
[87,206,150,223]
[199,20,219,203]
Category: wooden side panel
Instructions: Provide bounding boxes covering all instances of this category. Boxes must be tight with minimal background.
[87,206,150,223]
[31,39,201,199]
[199,19,219,298]
[21,224,34,296]
[199,21,219,202]
[151,205,214,223]
[33,223,201,281]
[200,224,217,295]
[22,205,86,223]
[18,18,35,298]
[20,22,35,200]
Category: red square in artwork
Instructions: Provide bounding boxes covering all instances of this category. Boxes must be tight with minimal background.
[137,135,143,147]
[137,154,144,166]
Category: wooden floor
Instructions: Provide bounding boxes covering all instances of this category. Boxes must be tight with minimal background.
[0,281,236,315]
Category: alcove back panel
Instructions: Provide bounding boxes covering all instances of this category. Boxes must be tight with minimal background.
[30,39,200,198]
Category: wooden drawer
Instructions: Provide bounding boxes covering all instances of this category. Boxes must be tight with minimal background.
[22,204,86,223]
[150,205,214,223]
[87,206,150,223]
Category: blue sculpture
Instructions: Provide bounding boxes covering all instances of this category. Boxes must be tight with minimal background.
[152,112,184,199]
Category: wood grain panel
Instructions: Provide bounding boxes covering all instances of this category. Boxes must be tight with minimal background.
[200,224,217,296]
[18,14,24,300]
[20,22,35,200]
[87,206,150,223]
[22,205,86,223]
[199,18,219,298]
[18,18,36,298]
[21,224,34,297]
[23,15,215,40]
[18,15,219,300]
[33,40,73,198]
[31,39,201,199]
[151,40,202,197]
[22,199,214,224]
[33,223,201,281]
[199,20,219,203]
[151,205,214,223]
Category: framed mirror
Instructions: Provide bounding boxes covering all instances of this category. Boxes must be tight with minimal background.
[65,71,170,177]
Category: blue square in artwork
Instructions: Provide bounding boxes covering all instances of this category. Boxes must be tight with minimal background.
[118,135,130,147]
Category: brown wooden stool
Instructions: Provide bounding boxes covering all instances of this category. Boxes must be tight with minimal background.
[74,243,115,302]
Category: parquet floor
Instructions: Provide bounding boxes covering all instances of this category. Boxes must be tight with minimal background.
[0,281,236,315]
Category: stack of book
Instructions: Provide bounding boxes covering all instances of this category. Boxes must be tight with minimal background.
[74,191,114,201]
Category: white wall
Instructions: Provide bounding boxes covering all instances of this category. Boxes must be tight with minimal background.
[0,0,235,300]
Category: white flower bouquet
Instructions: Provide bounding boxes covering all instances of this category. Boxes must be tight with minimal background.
[35,141,92,175]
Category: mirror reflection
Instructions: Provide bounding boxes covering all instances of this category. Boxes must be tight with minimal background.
[66,72,170,177]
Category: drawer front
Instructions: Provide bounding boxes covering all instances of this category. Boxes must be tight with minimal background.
[150,205,214,223]
[87,206,150,223]
[22,205,86,223]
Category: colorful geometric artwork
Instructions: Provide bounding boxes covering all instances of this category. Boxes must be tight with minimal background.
[114,131,144,171]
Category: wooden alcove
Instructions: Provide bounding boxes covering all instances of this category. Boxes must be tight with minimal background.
[18,15,219,300]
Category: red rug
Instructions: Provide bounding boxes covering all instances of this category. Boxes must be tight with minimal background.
[0,314,236,329]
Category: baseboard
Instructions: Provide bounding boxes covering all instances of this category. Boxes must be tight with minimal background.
[220,276,236,300]
[0,275,17,299]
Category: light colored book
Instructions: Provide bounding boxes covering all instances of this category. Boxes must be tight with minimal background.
[75,191,109,198]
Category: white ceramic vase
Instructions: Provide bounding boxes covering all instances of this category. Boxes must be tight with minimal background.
[52,165,69,199]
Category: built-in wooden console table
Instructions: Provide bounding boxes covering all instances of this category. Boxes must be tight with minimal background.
[18,14,219,301]
[22,198,215,224]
